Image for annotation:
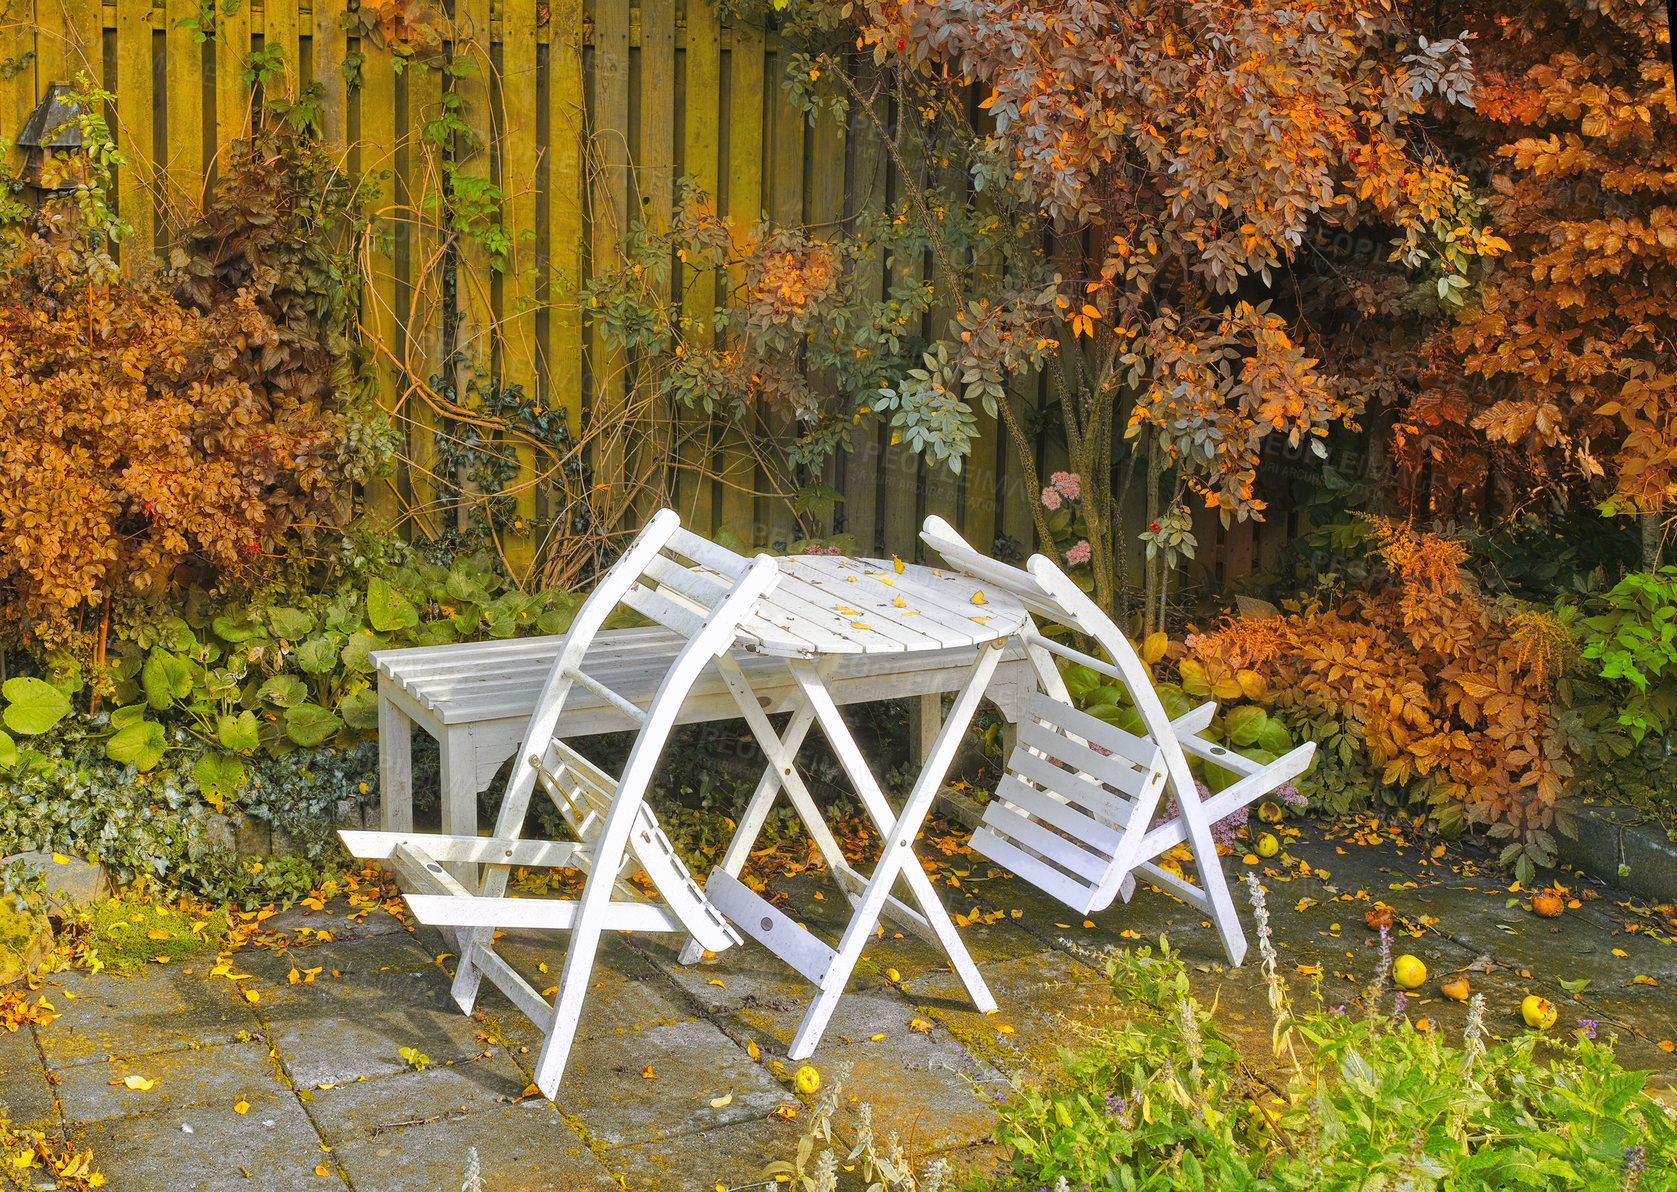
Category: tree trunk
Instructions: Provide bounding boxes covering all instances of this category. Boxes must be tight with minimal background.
[1641,509,1665,571]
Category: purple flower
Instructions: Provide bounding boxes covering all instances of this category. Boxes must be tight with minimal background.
[1040,487,1063,511]
[1066,540,1092,565]
[1051,471,1082,499]
[1104,1094,1126,1115]
[1275,782,1307,810]
[1578,1019,1598,1040]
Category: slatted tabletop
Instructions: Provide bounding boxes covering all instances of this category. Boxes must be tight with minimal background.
[736,557,1028,658]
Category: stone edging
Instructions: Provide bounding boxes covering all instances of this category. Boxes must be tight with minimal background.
[1557,804,1677,905]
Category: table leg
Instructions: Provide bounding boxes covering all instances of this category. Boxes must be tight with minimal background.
[783,643,1005,1057]
[677,658,847,965]
[378,688,414,834]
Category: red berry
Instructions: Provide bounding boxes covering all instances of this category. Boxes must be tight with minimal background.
[897,37,905,49]
[245,542,260,552]
[1149,523,1161,532]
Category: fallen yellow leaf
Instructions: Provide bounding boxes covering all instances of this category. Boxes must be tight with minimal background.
[970,591,987,605]
[996,1024,1015,1034]
[242,990,259,1004]
[1659,1040,1675,1053]
[708,979,726,988]
[234,1100,249,1115]
[1613,948,1628,957]
[746,1038,760,1060]
[315,1164,331,1177]
[642,1066,656,1079]
[51,853,70,865]
[709,1093,734,1108]
[909,1018,933,1034]
[893,556,905,574]
[771,1105,798,1120]
[869,1033,885,1041]
[884,968,900,983]
[146,930,171,941]
[122,1075,155,1091]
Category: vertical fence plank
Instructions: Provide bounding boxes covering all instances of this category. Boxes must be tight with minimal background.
[403,54,445,537]
[451,0,494,537]
[501,0,540,568]
[636,0,674,527]
[674,0,719,534]
[760,46,801,548]
[716,14,762,543]
[55,0,100,81]
[880,98,924,561]
[114,0,153,268]
[360,39,400,527]
[164,0,204,219]
[589,0,631,530]
[806,101,845,542]
[215,0,252,170]
[264,0,299,93]
[840,86,887,554]
[544,1,585,459]
[311,0,344,145]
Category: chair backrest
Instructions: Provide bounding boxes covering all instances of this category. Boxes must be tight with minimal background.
[919,516,1201,898]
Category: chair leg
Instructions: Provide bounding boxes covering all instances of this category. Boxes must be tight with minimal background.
[1175,795,1249,966]
[438,726,481,889]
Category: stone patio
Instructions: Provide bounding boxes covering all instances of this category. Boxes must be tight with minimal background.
[2,820,1672,1191]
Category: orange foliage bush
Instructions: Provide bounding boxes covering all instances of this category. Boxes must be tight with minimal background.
[0,231,342,649]
[1179,519,1572,879]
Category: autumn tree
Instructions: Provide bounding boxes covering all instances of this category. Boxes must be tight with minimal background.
[1438,0,1674,567]
[807,0,1503,624]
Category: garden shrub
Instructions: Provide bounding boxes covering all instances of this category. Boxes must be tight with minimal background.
[996,933,1677,1191]
[1178,518,1572,881]
[0,229,346,652]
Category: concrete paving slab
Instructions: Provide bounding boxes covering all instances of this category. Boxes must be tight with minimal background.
[243,935,493,1088]
[720,990,1008,1152]
[0,1024,55,1126]
[67,1087,327,1191]
[310,1051,532,1144]
[329,1096,616,1192]
[903,948,1118,1080]
[34,964,258,1067]
[555,1018,793,1147]
[487,931,696,1042]
[605,1113,804,1192]
[55,1040,282,1124]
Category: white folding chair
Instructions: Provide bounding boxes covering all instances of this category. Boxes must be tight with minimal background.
[341,510,779,1097]
[919,516,1315,965]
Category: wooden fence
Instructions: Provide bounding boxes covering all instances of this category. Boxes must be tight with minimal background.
[0,0,1295,590]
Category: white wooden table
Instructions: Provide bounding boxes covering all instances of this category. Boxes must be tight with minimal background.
[696,556,1029,1058]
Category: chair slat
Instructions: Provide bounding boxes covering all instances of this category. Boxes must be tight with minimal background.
[993,773,1122,855]
[641,552,735,609]
[1014,719,1154,809]
[968,826,1098,914]
[1030,693,1160,771]
[621,582,709,636]
[981,801,1112,884]
[663,526,754,577]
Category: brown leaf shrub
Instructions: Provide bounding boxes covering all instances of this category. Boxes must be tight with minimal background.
[0,231,342,649]
[1179,518,1572,879]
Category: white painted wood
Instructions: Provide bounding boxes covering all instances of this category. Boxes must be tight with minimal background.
[969,826,1098,913]
[920,516,1319,966]
[403,893,683,933]
[339,830,581,869]
[705,870,837,987]
[992,774,1122,856]
[377,686,413,833]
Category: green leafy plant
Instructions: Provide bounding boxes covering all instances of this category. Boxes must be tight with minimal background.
[997,928,1677,1191]
[1567,567,1677,746]
[399,1046,432,1071]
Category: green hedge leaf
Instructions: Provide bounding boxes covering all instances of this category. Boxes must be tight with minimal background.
[217,710,261,752]
[295,635,340,675]
[107,721,168,770]
[258,674,307,709]
[268,607,316,640]
[192,752,246,811]
[0,729,15,768]
[284,704,343,747]
[141,649,194,710]
[367,577,419,632]
[1225,705,1269,747]
[2,676,72,735]
[339,688,379,731]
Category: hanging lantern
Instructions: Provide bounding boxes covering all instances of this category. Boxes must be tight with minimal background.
[16,82,86,193]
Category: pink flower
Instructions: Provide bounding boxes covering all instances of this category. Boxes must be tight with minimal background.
[1066,540,1092,565]
[1051,471,1081,499]
[1040,487,1063,511]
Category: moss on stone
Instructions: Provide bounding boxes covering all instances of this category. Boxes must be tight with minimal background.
[84,899,227,975]
[0,894,52,985]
